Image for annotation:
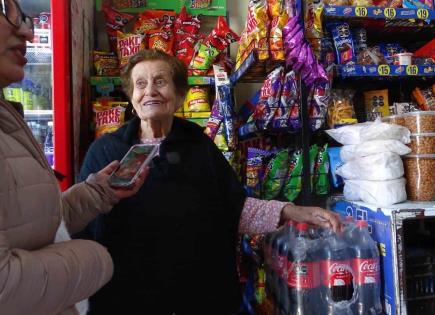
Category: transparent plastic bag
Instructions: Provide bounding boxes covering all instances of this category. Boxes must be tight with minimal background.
[340,139,411,162]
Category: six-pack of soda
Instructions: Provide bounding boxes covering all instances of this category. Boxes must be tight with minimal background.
[263,218,382,315]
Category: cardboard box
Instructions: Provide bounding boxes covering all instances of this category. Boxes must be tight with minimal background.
[330,197,435,315]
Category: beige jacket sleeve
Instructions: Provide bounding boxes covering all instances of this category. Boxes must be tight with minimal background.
[61,172,119,235]
[0,235,113,315]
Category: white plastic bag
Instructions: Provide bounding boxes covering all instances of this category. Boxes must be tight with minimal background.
[340,139,412,162]
[326,121,410,145]
[336,152,404,180]
[343,177,407,206]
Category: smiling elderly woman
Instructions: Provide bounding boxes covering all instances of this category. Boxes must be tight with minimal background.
[79,49,341,315]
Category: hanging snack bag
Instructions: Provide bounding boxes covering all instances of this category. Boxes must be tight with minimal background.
[183,86,211,117]
[190,16,239,75]
[314,144,330,195]
[134,10,176,35]
[281,149,303,201]
[102,3,134,52]
[148,29,174,55]
[174,7,201,65]
[268,0,289,61]
[309,82,330,131]
[93,100,128,138]
[117,31,146,67]
[205,98,223,140]
[214,123,229,151]
[279,70,300,130]
[93,51,120,76]
[262,149,290,200]
[327,22,356,65]
[246,148,273,198]
[364,89,390,118]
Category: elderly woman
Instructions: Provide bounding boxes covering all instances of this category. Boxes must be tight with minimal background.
[80,49,341,314]
[0,1,146,314]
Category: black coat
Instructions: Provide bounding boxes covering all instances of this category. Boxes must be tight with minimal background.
[78,117,246,315]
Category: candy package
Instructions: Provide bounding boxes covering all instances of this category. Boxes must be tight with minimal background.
[364,89,390,118]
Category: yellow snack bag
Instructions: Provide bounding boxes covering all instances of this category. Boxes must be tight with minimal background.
[117,31,146,67]
[183,86,211,114]
[93,100,128,138]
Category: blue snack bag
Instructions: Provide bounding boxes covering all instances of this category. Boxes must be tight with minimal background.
[327,147,344,188]
[327,22,356,65]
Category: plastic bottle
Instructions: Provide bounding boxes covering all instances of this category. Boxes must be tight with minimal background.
[287,222,321,315]
[44,121,54,166]
[318,230,354,315]
[276,220,296,315]
[349,220,382,315]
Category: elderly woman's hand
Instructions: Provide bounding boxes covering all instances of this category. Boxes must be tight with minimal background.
[96,161,149,200]
[281,204,342,233]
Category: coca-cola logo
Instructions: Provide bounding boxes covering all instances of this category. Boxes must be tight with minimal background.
[360,261,379,273]
[329,263,349,274]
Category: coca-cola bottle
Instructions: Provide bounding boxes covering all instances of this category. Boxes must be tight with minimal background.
[264,230,277,300]
[318,231,354,315]
[349,220,382,315]
[276,220,296,315]
[287,223,321,315]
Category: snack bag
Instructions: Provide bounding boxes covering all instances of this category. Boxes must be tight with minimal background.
[262,149,290,200]
[246,148,273,198]
[183,86,211,117]
[93,100,128,138]
[93,51,119,76]
[174,7,201,64]
[205,98,223,140]
[148,29,174,55]
[268,0,289,61]
[117,31,146,67]
[134,10,176,35]
[413,86,435,111]
[364,89,390,118]
[281,149,303,201]
[102,3,134,52]
[314,144,330,195]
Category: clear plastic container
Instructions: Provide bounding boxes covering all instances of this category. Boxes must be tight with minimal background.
[382,114,406,127]
[403,111,435,134]
[408,133,435,154]
[402,154,435,201]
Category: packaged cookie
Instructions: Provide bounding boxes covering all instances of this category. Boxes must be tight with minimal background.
[327,22,356,65]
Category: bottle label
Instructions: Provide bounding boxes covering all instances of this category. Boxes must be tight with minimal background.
[351,258,380,285]
[287,261,320,289]
[320,259,353,287]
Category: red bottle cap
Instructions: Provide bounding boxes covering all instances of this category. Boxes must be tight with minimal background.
[296,222,309,231]
[356,220,368,228]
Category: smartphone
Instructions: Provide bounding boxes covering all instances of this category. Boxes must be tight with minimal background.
[108,144,158,187]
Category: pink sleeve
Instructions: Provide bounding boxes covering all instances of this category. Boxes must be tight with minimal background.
[238,197,290,235]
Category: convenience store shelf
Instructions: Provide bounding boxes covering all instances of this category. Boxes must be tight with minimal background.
[324,5,435,21]
[90,76,215,86]
[337,64,435,77]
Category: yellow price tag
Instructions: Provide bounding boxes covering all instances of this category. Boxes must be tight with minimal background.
[417,8,429,20]
[378,65,391,76]
[355,6,368,17]
[406,65,419,76]
[384,8,396,19]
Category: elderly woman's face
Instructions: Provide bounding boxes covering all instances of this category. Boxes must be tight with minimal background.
[130,60,183,121]
[0,15,32,88]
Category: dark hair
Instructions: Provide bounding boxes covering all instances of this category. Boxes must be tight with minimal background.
[120,49,189,99]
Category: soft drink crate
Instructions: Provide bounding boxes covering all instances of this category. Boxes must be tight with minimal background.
[330,197,435,315]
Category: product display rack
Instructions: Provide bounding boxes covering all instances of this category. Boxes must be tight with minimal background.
[324,5,435,20]
[338,64,435,77]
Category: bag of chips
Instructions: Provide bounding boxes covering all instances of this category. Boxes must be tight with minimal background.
[102,3,134,52]
[93,51,120,76]
[93,100,128,138]
[183,86,211,117]
[117,31,146,67]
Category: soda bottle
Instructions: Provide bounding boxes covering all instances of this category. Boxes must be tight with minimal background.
[276,220,296,315]
[44,121,54,166]
[287,223,321,315]
[318,230,354,315]
[349,220,382,315]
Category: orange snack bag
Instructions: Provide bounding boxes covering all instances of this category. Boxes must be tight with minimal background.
[134,10,176,35]
[117,31,146,67]
[148,29,174,55]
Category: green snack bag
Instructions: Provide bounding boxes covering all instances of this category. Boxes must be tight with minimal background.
[314,144,330,195]
[282,149,303,202]
[262,149,289,200]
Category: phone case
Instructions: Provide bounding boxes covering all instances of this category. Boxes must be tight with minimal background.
[108,144,159,187]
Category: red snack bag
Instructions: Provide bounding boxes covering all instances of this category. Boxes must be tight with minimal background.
[148,29,174,55]
[102,3,134,52]
[175,6,201,35]
[205,16,239,51]
[134,10,176,35]
[175,35,197,66]
[117,31,146,67]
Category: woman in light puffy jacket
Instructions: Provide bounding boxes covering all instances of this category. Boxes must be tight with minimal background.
[0,1,147,314]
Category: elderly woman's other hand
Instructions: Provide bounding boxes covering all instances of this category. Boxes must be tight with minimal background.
[281,204,342,233]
